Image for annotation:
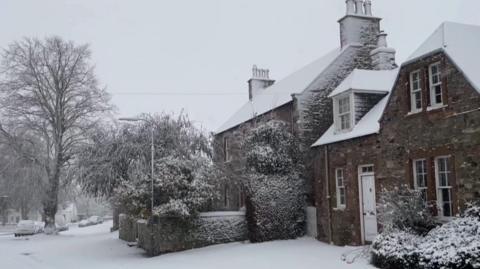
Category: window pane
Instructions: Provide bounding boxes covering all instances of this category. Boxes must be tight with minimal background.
[414,92,422,109]
[421,189,427,205]
[340,114,350,130]
[439,173,448,186]
[439,158,447,172]
[336,169,342,179]
[441,189,452,217]
[435,85,442,104]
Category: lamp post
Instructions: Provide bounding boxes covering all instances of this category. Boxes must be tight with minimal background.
[119,117,155,216]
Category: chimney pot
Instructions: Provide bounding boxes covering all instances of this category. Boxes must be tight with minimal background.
[354,0,364,15]
[346,0,355,15]
[364,0,372,16]
[377,31,388,47]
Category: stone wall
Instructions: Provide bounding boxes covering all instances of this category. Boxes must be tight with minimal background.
[119,214,138,242]
[313,51,480,246]
[314,134,380,245]
[212,103,294,211]
[137,211,247,257]
[378,52,480,209]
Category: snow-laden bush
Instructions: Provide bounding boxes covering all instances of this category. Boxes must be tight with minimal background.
[464,202,480,219]
[115,155,219,219]
[371,204,480,269]
[377,185,435,235]
[242,121,305,242]
[371,230,421,269]
[246,173,305,242]
[419,216,480,269]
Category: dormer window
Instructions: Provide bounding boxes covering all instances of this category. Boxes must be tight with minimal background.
[338,95,352,131]
[409,70,422,113]
[429,62,443,107]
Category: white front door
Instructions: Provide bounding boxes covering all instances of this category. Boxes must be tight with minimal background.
[360,173,378,242]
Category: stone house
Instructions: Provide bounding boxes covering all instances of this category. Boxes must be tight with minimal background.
[213,0,396,227]
[4,208,42,224]
[312,22,480,246]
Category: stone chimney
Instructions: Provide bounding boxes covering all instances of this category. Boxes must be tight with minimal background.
[248,65,275,100]
[339,0,381,48]
[370,31,397,70]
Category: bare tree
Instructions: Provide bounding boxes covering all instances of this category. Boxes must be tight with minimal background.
[0,36,111,233]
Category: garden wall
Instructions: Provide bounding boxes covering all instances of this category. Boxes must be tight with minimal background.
[119,214,139,242]
[137,211,247,257]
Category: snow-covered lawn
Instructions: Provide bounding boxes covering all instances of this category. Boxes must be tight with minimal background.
[0,221,374,269]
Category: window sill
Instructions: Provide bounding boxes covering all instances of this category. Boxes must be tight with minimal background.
[407,110,422,116]
[333,207,346,211]
[435,216,455,223]
[427,104,448,111]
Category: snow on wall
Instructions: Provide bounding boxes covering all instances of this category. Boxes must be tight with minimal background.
[136,211,247,256]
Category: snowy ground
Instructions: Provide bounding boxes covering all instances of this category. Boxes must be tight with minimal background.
[0,220,374,269]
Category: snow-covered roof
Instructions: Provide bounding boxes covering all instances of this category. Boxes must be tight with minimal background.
[405,21,480,93]
[215,47,347,134]
[312,68,399,147]
[328,69,399,97]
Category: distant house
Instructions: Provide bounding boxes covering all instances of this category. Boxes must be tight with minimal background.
[56,203,78,224]
[5,208,42,224]
[312,22,480,246]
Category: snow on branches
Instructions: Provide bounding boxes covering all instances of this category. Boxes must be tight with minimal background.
[377,185,435,235]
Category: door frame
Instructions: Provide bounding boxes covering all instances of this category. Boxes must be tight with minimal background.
[358,164,376,245]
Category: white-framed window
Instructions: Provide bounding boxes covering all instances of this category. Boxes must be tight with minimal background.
[361,165,374,174]
[410,70,422,113]
[413,159,428,206]
[335,168,346,208]
[429,62,443,107]
[337,95,351,131]
[223,137,230,162]
[435,156,453,217]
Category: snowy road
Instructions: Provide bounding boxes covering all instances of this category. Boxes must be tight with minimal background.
[0,221,374,269]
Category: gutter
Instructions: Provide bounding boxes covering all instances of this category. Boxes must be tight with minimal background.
[324,145,333,244]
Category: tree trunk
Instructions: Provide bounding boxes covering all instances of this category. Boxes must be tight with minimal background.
[43,156,62,234]
[20,201,29,220]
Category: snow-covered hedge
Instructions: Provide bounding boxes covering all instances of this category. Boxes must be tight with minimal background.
[245,173,305,242]
[137,211,247,256]
[242,121,305,242]
[372,205,480,269]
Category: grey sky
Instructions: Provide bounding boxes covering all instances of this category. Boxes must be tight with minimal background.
[0,0,478,132]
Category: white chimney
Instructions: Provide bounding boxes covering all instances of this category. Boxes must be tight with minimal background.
[370,31,397,70]
[248,65,275,100]
[377,31,388,47]
[339,0,381,48]
[364,0,372,16]
[355,0,364,15]
[346,0,355,15]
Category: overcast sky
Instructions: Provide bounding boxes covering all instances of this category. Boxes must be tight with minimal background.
[0,0,479,132]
